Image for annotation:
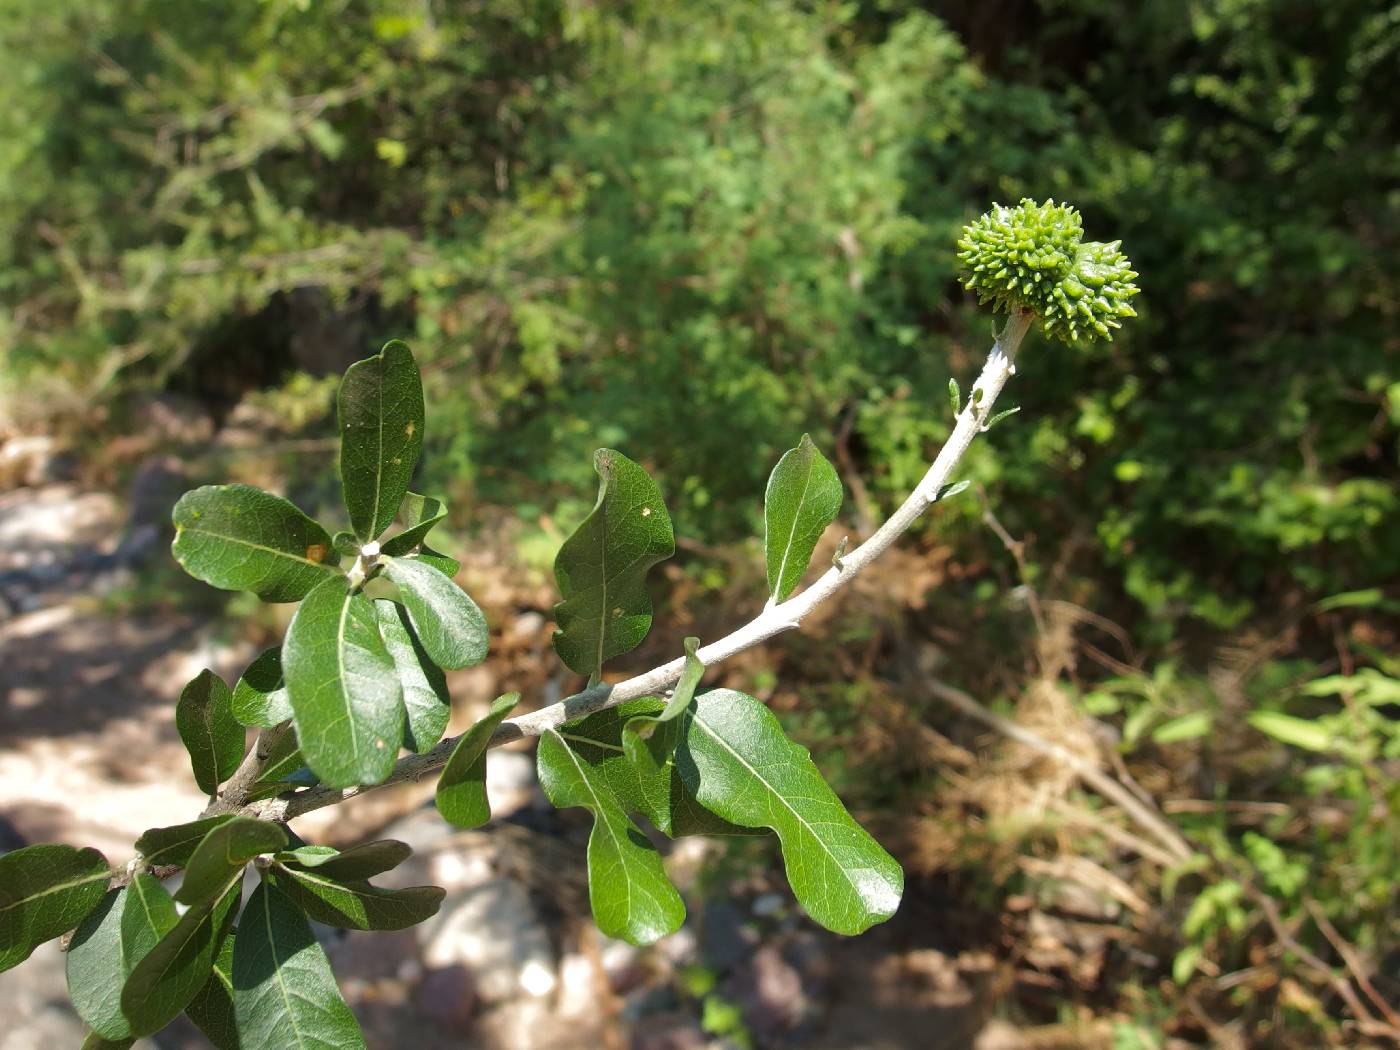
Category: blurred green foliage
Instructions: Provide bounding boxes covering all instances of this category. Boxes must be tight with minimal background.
[2,0,1395,634]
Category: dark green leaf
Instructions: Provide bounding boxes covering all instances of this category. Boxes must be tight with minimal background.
[171,484,341,603]
[284,574,404,789]
[536,730,685,945]
[677,689,903,935]
[175,818,287,907]
[552,449,675,678]
[0,843,110,972]
[66,876,179,1039]
[269,864,443,931]
[185,931,239,1050]
[647,637,703,727]
[177,669,246,795]
[764,435,842,603]
[244,727,309,801]
[563,701,752,839]
[374,599,450,752]
[135,816,237,869]
[338,339,425,542]
[411,546,459,577]
[231,648,292,729]
[382,556,488,671]
[276,840,411,882]
[331,532,360,559]
[121,878,240,1037]
[81,1033,134,1049]
[436,692,521,829]
[380,492,447,557]
[233,882,365,1050]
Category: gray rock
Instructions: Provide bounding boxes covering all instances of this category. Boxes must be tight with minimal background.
[419,878,557,1004]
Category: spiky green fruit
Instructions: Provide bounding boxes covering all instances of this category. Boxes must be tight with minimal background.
[957,199,1139,345]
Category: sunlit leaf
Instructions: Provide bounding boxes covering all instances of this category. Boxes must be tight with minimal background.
[380,492,447,557]
[172,484,341,602]
[436,692,521,828]
[231,648,293,729]
[552,449,675,679]
[677,689,903,934]
[174,818,287,907]
[382,557,489,671]
[764,435,842,602]
[338,340,424,542]
[268,864,444,931]
[536,729,685,945]
[374,599,450,752]
[276,840,411,882]
[284,574,404,789]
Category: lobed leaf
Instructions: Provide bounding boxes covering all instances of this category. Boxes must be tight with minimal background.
[174,818,287,907]
[374,599,451,752]
[338,340,425,542]
[764,435,842,603]
[436,692,521,829]
[268,864,444,931]
[177,669,246,795]
[232,882,367,1049]
[536,729,685,945]
[0,843,110,972]
[676,689,903,935]
[231,648,293,729]
[171,484,341,603]
[283,574,404,789]
[382,557,489,671]
[66,876,179,1040]
[552,449,675,679]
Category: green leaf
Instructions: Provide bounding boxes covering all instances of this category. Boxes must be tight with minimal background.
[338,339,425,542]
[536,729,685,945]
[135,816,238,869]
[374,599,451,752]
[331,532,360,559]
[185,932,239,1050]
[177,669,246,795]
[1247,710,1333,752]
[411,546,460,577]
[244,727,311,801]
[174,818,287,907]
[81,1033,134,1049]
[171,484,341,603]
[557,701,752,839]
[381,557,489,671]
[436,692,521,828]
[947,377,961,416]
[764,435,842,603]
[0,843,110,972]
[233,882,366,1050]
[552,449,675,678]
[380,492,447,557]
[276,840,411,882]
[646,637,703,727]
[937,479,971,501]
[1151,712,1213,744]
[121,877,241,1037]
[268,864,444,931]
[231,648,293,729]
[66,876,179,1039]
[677,689,903,934]
[284,574,404,789]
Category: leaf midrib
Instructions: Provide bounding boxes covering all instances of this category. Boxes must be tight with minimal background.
[179,526,340,574]
[0,867,108,914]
[261,888,312,1050]
[772,451,817,598]
[554,734,634,923]
[690,711,855,894]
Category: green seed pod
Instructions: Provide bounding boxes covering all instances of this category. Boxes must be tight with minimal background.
[957,199,1139,345]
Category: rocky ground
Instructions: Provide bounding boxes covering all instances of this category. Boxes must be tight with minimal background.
[0,457,1072,1050]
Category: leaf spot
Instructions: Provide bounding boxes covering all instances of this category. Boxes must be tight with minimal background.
[611,607,623,618]
[305,543,327,562]
[405,421,416,438]
[640,506,652,517]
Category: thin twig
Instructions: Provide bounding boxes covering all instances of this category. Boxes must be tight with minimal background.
[226,309,1036,821]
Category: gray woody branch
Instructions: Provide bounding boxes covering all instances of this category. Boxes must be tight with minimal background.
[229,308,1035,823]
